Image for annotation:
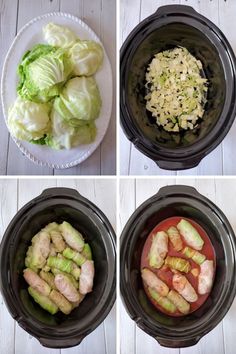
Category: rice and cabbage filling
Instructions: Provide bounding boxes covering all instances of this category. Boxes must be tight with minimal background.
[145,47,208,132]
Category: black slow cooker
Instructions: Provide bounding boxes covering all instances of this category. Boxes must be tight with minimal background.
[0,187,116,348]
[120,185,236,347]
[120,5,236,170]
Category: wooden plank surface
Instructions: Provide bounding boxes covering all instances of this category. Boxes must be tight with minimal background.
[0,0,116,175]
[120,0,236,175]
[0,178,116,354]
[120,177,236,354]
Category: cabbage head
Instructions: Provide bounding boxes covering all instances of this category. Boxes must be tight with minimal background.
[54,76,102,124]
[8,97,51,141]
[69,40,103,76]
[17,44,73,103]
[46,109,96,149]
[43,23,77,48]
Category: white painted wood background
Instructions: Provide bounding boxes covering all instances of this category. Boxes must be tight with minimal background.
[120,177,236,354]
[120,0,236,176]
[0,178,116,354]
[0,0,116,175]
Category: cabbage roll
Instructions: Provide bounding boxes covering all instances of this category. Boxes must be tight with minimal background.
[54,274,80,302]
[182,246,206,265]
[28,287,58,315]
[148,231,168,269]
[177,219,204,251]
[173,274,198,302]
[198,260,214,295]
[167,290,190,314]
[141,268,169,297]
[79,260,95,295]
[165,256,190,273]
[167,226,183,251]
[23,268,51,296]
[39,270,56,289]
[148,287,176,313]
[49,289,72,315]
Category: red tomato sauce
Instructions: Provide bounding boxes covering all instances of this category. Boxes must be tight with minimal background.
[141,216,216,316]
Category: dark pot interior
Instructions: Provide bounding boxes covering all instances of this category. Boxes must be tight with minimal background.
[120,185,236,347]
[120,5,236,169]
[0,188,116,348]
[126,23,226,148]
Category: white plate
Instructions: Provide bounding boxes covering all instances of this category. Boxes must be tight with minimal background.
[1,12,112,169]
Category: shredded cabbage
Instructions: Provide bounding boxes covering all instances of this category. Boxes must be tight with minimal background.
[145,47,208,132]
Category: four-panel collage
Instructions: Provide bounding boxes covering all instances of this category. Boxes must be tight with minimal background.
[0,1,236,354]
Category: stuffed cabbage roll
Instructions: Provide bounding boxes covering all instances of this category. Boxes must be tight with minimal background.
[29,230,51,269]
[141,268,169,297]
[167,290,190,314]
[59,221,84,252]
[198,260,214,295]
[54,273,80,302]
[148,287,176,313]
[51,230,66,252]
[148,231,168,269]
[177,219,204,251]
[165,256,190,273]
[182,246,206,265]
[173,274,198,302]
[23,268,51,296]
[79,260,95,295]
[49,289,72,315]
[28,287,58,315]
[167,226,183,251]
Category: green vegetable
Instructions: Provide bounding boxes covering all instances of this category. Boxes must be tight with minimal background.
[39,270,56,290]
[145,47,208,132]
[30,231,51,269]
[63,247,86,266]
[165,256,191,273]
[60,221,84,252]
[82,243,92,260]
[148,287,176,313]
[28,287,58,315]
[182,246,206,265]
[177,219,204,251]
[46,109,96,149]
[49,289,72,315]
[69,40,103,76]
[167,290,190,315]
[8,97,51,142]
[47,256,73,273]
[54,77,102,123]
[43,23,77,48]
[51,268,79,289]
[17,44,72,103]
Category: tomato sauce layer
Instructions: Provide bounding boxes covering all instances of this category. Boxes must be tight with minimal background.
[141,216,216,316]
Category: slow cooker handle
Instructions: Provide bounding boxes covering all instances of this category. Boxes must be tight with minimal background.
[155,156,202,170]
[39,335,85,348]
[41,187,81,198]
[156,184,199,198]
[156,336,201,348]
[155,5,197,16]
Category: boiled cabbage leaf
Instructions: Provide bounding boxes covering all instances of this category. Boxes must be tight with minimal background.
[69,40,103,76]
[8,97,51,141]
[17,44,73,103]
[46,109,96,149]
[43,23,77,48]
[54,76,102,124]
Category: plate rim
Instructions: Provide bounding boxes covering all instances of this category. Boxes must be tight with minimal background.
[1,12,113,170]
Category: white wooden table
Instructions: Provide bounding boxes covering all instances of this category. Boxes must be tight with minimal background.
[0,0,116,175]
[0,178,116,354]
[120,177,236,354]
[120,0,236,176]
